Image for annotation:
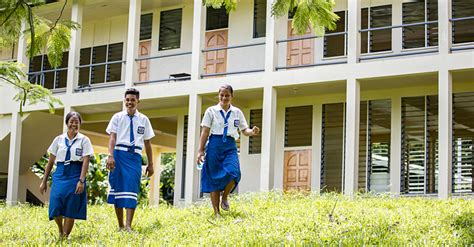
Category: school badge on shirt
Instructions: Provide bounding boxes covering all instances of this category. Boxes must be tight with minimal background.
[234,119,239,127]
[75,148,83,156]
[137,126,145,135]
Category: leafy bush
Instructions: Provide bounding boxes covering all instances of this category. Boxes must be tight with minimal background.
[160,153,176,204]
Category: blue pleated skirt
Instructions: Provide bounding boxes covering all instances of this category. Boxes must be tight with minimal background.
[49,161,87,220]
[107,150,142,209]
[201,135,241,193]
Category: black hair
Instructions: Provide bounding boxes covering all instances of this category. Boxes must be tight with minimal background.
[125,88,140,99]
[65,111,82,125]
[219,84,234,96]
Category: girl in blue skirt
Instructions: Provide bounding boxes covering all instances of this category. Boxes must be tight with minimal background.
[197,85,260,217]
[40,112,94,238]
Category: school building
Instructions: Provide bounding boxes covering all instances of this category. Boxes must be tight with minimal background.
[0,0,473,206]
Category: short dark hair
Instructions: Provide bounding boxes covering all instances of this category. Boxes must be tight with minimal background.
[65,111,82,125]
[219,84,233,96]
[125,88,140,99]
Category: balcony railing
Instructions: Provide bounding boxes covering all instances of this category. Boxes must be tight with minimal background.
[74,60,126,92]
[134,51,192,85]
[275,31,348,71]
[27,68,68,93]
[201,42,265,78]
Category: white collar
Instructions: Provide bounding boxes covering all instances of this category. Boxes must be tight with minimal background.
[62,132,83,142]
[215,104,233,113]
[123,110,140,117]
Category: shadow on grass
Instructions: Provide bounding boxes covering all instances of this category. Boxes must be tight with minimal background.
[451,211,474,243]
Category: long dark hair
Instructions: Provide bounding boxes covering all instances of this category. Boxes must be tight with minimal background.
[65,111,82,124]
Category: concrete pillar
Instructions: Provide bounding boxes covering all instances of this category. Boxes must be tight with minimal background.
[344,78,360,196]
[264,0,278,72]
[191,1,206,80]
[260,86,277,191]
[438,0,452,55]
[390,96,402,196]
[311,103,322,193]
[124,0,142,88]
[6,112,22,206]
[392,0,403,53]
[347,0,361,64]
[66,0,84,94]
[62,105,72,132]
[438,70,453,199]
[174,114,185,206]
[16,22,28,71]
[184,94,201,204]
[149,152,162,205]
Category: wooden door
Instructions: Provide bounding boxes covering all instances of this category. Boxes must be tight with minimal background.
[138,40,151,82]
[205,29,228,74]
[287,21,314,67]
[284,149,312,191]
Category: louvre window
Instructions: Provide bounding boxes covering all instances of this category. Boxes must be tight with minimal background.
[253,0,266,38]
[78,43,123,87]
[452,0,474,44]
[28,52,68,90]
[140,13,153,41]
[249,109,262,154]
[206,7,229,30]
[402,0,438,49]
[453,92,474,193]
[324,11,346,57]
[159,9,182,51]
[181,115,188,199]
[361,5,392,53]
[285,106,312,147]
[321,103,344,192]
[401,96,438,194]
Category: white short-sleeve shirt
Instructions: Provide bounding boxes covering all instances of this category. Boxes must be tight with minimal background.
[48,132,94,162]
[106,110,155,150]
[201,104,249,140]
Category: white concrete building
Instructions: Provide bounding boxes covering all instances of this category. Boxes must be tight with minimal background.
[0,0,473,206]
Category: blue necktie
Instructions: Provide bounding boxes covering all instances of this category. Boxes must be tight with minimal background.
[219,110,232,142]
[129,115,135,146]
[64,138,77,165]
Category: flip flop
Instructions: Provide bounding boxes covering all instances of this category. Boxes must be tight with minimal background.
[221,200,230,211]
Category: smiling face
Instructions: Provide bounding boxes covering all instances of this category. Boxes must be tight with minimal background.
[124,94,139,114]
[67,115,81,134]
[218,88,233,108]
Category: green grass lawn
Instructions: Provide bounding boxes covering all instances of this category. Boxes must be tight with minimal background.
[0,192,472,245]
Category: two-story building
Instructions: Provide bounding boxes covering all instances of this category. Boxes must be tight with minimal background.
[0,0,473,206]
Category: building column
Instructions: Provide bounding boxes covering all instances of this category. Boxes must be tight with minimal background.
[173,114,185,206]
[344,78,360,196]
[190,1,206,80]
[184,94,201,204]
[347,0,361,64]
[392,0,403,53]
[390,96,402,196]
[438,0,452,55]
[311,104,323,193]
[260,86,277,191]
[124,0,142,88]
[6,112,22,206]
[62,105,72,132]
[66,0,84,95]
[149,151,162,205]
[438,70,453,199]
[264,0,278,72]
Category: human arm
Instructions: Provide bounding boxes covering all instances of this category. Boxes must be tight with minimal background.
[106,133,117,170]
[196,127,210,164]
[144,139,154,177]
[39,154,56,194]
[75,155,90,194]
[241,126,260,137]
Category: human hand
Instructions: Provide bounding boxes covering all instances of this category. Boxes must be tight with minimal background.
[106,155,115,170]
[252,126,260,136]
[39,181,47,194]
[196,150,205,164]
[145,164,154,177]
[75,181,84,194]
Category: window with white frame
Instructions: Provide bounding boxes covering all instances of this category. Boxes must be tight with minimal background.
[28,52,68,90]
[159,9,182,51]
[78,43,123,87]
[402,0,438,49]
[361,5,392,53]
[324,11,346,57]
[452,0,474,44]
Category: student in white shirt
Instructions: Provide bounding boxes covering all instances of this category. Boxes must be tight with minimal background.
[106,88,154,231]
[197,84,260,217]
[40,112,94,238]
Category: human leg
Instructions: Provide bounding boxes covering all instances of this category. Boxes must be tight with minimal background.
[125,208,135,231]
[210,191,221,216]
[63,218,75,236]
[114,207,125,230]
[54,217,64,237]
[221,180,235,211]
